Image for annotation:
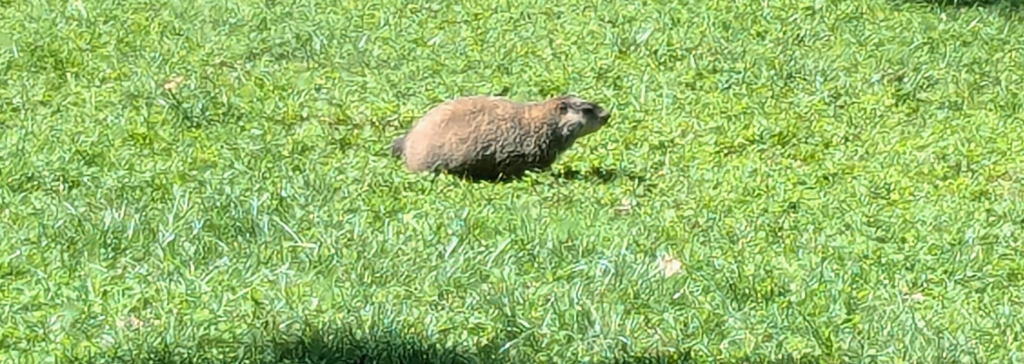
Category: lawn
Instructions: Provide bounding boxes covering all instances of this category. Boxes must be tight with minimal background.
[2,0,1024,362]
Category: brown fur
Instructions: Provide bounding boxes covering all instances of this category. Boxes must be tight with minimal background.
[390,95,612,180]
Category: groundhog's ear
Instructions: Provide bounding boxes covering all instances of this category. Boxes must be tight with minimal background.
[558,101,569,114]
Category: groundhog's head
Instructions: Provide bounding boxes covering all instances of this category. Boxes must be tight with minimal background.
[554,95,611,138]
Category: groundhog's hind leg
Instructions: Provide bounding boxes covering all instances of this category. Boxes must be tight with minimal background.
[390,136,406,158]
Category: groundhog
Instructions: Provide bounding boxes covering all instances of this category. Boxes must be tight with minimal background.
[390,94,612,181]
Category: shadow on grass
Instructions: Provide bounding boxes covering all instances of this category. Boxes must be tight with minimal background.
[553,166,649,184]
[426,166,647,185]
[897,0,1024,10]
[89,327,691,364]
[79,325,855,364]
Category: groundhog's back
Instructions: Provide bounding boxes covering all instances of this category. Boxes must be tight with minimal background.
[401,97,522,172]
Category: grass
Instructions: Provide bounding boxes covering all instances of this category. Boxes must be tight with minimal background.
[2,0,1024,362]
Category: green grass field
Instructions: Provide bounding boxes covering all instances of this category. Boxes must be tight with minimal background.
[2,0,1024,362]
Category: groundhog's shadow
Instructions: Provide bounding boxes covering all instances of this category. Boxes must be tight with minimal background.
[895,0,1024,10]
[552,167,648,184]
[85,324,855,364]
[447,167,647,185]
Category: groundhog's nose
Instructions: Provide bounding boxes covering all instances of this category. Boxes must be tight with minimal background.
[598,109,611,121]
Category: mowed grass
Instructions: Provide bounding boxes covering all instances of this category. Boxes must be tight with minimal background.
[2,0,1024,362]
